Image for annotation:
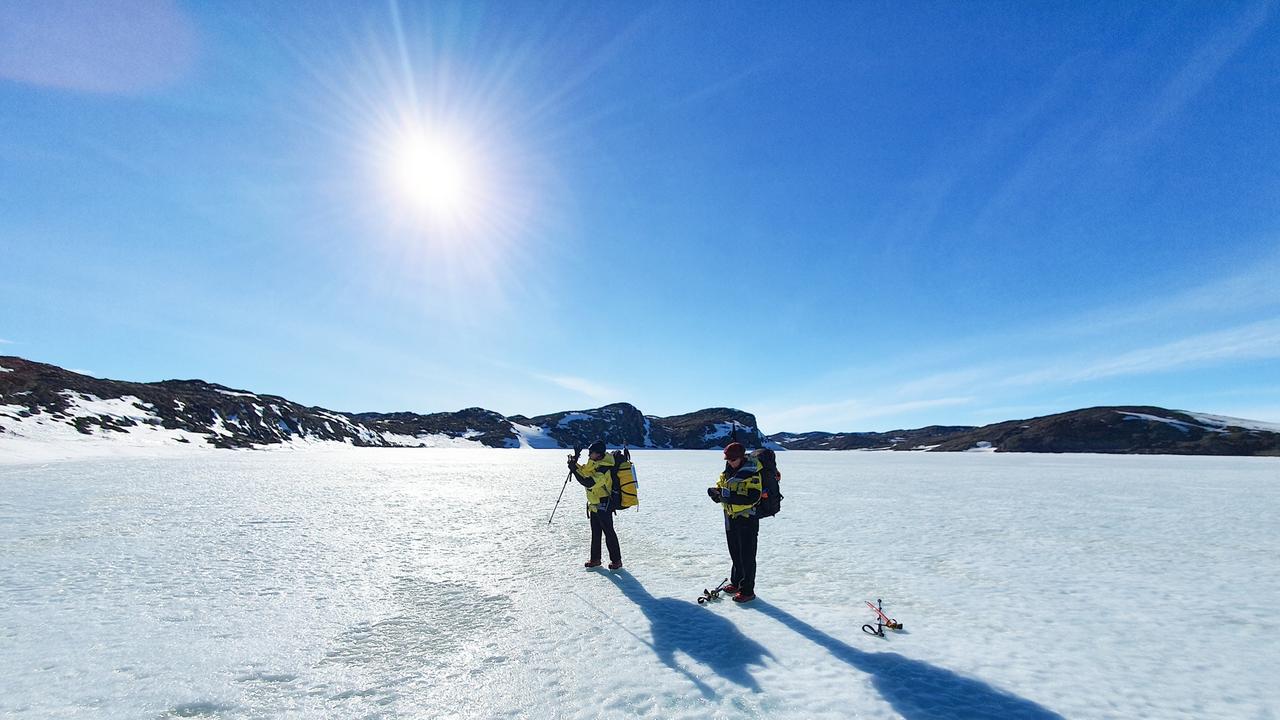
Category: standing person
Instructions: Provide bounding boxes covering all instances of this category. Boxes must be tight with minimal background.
[569,440,623,570]
[706,442,762,602]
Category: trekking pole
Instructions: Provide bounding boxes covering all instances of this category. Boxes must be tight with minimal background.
[548,446,582,525]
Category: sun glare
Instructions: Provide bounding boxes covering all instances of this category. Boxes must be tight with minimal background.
[389,128,480,225]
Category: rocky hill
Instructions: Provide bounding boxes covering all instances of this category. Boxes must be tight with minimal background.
[923,406,1280,455]
[768,406,1280,456]
[770,425,977,451]
[4,356,1277,456]
[0,356,770,452]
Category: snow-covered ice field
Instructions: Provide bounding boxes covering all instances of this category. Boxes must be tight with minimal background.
[1,449,1277,719]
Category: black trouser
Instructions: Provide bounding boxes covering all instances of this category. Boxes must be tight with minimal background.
[725,514,759,594]
[589,508,621,564]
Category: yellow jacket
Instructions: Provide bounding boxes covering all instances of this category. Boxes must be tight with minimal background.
[717,459,763,518]
[572,453,617,513]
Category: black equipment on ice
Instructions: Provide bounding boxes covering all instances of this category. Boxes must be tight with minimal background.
[861,598,904,637]
[697,578,732,604]
[548,446,583,525]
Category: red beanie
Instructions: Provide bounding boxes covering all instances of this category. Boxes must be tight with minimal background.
[723,442,746,460]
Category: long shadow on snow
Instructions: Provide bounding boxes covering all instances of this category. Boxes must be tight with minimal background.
[747,600,1064,720]
[602,571,772,696]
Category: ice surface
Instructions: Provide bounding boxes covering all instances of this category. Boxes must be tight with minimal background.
[1,450,1278,719]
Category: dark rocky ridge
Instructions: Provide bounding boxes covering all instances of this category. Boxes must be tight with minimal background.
[922,406,1280,455]
[770,425,977,451]
[0,357,389,449]
[0,356,770,451]
[768,406,1280,456]
[3,356,1276,456]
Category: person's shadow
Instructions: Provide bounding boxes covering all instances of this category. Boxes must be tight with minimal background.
[748,600,1065,719]
[597,571,772,698]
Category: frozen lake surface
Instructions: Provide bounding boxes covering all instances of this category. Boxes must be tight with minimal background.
[2,449,1277,718]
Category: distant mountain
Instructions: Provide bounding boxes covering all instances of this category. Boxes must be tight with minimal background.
[3,356,1277,457]
[0,356,770,452]
[769,425,977,451]
[922,406,1280,455]
[768,406,1280,456]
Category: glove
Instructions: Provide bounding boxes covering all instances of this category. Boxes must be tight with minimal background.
[707,487,721,502]
[567,457,578,471]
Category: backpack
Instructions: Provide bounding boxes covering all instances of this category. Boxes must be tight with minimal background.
[609,449,639,510]
[752,448,783,518]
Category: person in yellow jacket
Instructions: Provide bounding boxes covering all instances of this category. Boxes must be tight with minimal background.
[568,440,623,570]
[706,442,763,602]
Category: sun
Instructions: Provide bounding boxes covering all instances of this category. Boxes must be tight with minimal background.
[390,128,479,223]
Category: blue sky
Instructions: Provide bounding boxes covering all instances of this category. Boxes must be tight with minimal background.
[2,0,1278,432]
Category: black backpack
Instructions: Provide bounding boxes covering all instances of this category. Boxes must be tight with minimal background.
[752,449,783,518]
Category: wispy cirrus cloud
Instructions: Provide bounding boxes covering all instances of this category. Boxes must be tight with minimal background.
[971,3,1272,238]
[1107,0,1273,154]
[535,374,625,404]
[885,318,1280,401]
[760,256,1280,432]
[760,396,974,433]
[1005,318,1280,388]
[1054,248,1280,336]
[0,0,198,95]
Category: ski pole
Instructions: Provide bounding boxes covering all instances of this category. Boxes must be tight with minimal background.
[548,446,582,525]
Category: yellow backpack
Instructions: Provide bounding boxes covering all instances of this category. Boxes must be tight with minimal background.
[609,449,639,510]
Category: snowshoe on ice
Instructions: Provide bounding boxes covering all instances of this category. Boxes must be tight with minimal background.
[861,598,903,637]
[697,578,731,604]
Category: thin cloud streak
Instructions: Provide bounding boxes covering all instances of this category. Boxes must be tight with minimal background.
[1053,248,1280,336]
[764,289,1280,431]
[536,374,625,404]
[0,0,198,95]
[971,4,1271,238]
[1110,0,1273,154]
[1005,318,1280,387]
[763,396,974,433]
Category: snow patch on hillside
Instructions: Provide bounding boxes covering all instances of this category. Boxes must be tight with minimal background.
[556,412,592,428]
[0,400,216,463]
[510,422,560,449]
[62,392,155,421]
[1184,412,1280,434]
[377,431,485,449]
[1119,412,1207,433]
[702,422,735,442]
